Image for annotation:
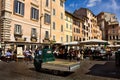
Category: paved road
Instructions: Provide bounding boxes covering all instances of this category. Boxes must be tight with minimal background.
[0,59,120,80]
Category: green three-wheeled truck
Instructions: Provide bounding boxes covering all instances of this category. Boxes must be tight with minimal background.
[34,47,80,74]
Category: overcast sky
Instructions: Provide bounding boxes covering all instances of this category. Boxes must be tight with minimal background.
[65,0,120,23]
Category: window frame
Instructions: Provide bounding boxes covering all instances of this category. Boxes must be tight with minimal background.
[14,0,24,16]
[44,13,51,24]
[53,22,56,30]
[45,31,49,39]
[31,7,39,20]
[53,9,56,15]
[61,25,63,32]
[31,28,37,37]
[46,0,49,7]
[14,24,22,34]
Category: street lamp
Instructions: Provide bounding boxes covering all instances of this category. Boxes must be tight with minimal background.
[39,13,43,43]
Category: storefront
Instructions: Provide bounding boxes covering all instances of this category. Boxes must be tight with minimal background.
[1,41,41,57]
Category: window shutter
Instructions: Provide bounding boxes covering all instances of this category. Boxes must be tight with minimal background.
[22,3,24,16]
[14,24,17,33]
[36,9,39,20]
[44,14,46,23]
[49,15,51,24]
[30,7,33,19]
[14,0,17,13]
[20,25,22,34]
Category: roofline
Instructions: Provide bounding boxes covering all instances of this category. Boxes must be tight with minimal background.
[65,11,84,21]
[80,7,95,16]
[97,12,115,16]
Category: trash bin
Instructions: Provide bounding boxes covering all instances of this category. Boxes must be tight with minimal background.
[115,51,120,66]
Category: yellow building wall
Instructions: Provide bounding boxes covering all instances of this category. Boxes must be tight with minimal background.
[65,13,73,42]
[51,0,65,43]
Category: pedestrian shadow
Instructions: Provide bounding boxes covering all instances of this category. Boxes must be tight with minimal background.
[29,68,74,77]
[86,61,120,79]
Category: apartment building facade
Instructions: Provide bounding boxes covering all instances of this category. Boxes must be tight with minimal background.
[51,0,65,43]
[0,0,111,55]
[72,15,83,41]
[97,12,119,40]
[65,11,73,43]
[0,0,43,53]
[0,0,66,54]
[97,12,120,44]
[108,24,120,44]
[73,8,102,41]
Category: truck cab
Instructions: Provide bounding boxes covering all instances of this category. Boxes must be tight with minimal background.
[34,46,55,71]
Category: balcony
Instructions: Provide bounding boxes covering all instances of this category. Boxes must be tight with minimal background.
[30,33,37,42]
[14,31,23,37]
[31,34,37,38]
[44,37,50,40]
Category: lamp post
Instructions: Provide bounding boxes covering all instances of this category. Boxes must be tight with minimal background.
[39,14,43,43]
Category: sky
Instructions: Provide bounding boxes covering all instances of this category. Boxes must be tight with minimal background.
[65,0,120,23]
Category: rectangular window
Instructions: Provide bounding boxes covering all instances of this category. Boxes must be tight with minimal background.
[44,13,51,24]
[31,28,37,37]
[14,0,24,16]
[53,35,55,41]
[31,7,39,20]
[61,13,63,19]
[66,23,68,28]
[61,25,63,32]
[46,0,49,7]
[116,35,118,40]
[53,22,55,30]
[60,1,63,7]
[53,9,55,15]
[14,24,22,34]
[61,37,63,42]
[66,35,68,42]
[45,31,49,39]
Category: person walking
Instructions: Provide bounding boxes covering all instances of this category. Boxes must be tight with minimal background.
[68,48,73,61]
[80,49,84,60]
[23,48,33,64]
[77,50,81,62]
[5,48,12,62]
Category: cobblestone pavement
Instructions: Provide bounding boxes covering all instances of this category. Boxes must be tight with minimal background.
[0,59,120,80]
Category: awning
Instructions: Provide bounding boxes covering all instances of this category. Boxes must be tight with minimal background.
[62,41,80,46]
[80,39,109,45]
[107,45,120,47]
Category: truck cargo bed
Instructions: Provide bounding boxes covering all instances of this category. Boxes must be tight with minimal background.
[42,60,80,71]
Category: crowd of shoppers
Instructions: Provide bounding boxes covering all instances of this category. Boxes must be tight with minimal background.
[0,45,114,63]
[53,47,84,61]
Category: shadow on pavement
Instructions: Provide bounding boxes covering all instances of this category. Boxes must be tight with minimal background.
[29,67,74,77]
[86,61,120,79]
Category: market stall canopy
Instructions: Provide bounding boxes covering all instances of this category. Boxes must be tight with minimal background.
[80,39,109,45]
[62,41,80,46]
[107,45,120,47]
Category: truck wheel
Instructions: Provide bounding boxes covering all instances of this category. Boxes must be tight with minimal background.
[53,70,59,75]
[34,59,42,72]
